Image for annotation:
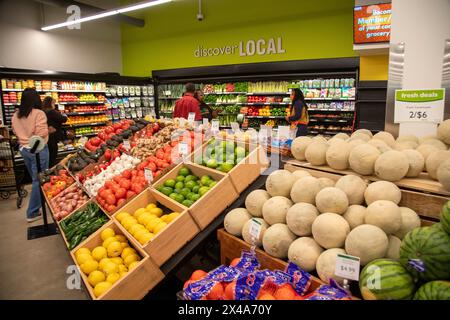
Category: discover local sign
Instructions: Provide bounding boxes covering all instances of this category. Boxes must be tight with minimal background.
[394,89,445,123]
[194,37,286,58]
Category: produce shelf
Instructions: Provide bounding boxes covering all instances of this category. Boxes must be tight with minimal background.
[58,102,105,105]
[246,102,288,106]
[64,122,108,127]
[308,118,352,123]
[246,92,290,95]
[74,133,98,138]
[308,109,355,112]
[158,97,181,99]
[65,111,107,116]
[246,116,286,119]
[3,103,19,106]
[207,102,244,105]
[305,98,355,101]
[2,88,106,93]
[204,92,247,95]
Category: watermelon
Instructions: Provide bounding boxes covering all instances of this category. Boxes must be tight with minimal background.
[359,259,415,300]
[413,281,450,300]
[400,226,450,281]
[440,200,450,234]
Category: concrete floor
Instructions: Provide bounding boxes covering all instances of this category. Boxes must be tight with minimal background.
[0,186,88,300]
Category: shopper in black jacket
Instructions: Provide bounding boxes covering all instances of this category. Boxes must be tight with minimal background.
[42,97,67,167]
[286,88,309,137]
[194,90,218,121]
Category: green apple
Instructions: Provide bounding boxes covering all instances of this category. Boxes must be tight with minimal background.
[206,158,218,169]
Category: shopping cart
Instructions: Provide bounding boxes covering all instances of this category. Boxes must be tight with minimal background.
[0,127,28,208]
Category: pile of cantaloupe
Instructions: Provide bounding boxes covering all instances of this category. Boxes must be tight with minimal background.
[223,169,421,286]
[290,119,450,190]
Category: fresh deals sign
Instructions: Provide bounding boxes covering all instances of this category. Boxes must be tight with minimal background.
[194,37,285,58]
[394,89,445,123]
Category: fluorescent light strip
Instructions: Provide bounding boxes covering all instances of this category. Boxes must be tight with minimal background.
[41,0,172,31]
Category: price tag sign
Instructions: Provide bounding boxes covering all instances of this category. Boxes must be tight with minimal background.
[211,119,220,131]
[278,125,290,140]
[144,167,153,184]
[179,142,189,156]
[58,104,65,111]
[123,140,130,152]
[231,122,240,133]
[249,219,262,242]
[188,112,196,124]
[203,118,209,127]
[334,253,360,281]
[394,89,445,123]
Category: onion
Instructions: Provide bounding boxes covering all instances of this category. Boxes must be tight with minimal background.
[72,194,79,201]
[60,211,68,217]
[66,194,73,200]
[66,204,73,212]
[71,199,77,207]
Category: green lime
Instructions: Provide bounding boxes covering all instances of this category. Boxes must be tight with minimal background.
[200,175,211,186]
[235,146,246,158]
[164,179,176,188]
[174,188,181,194]
[199,186,210,197]
[190,193,201,202]
[208,181,217,188]
[180,188,191,197]
[176,175,185,183]
[184,175,197,182]
[175,181,184,190]
[174,194,185,203]
[221,163,234,173]
[161,187,173,196]
[182,199,194,207]
[156,186,164,192]
[185,180,197,190]
[186,192,196,201]
[179,167,190,176]
[192,186,200,194]
[169,193,178,200]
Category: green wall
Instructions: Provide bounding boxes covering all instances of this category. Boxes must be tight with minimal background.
[121,0,357,76]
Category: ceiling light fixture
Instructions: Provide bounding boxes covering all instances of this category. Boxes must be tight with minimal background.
[41,0,172,31]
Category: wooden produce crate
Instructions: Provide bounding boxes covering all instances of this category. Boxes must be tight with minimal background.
[113,187,200,266]
[47,182,90,222]
[284,160,447,224]
[153,163,239,230]
[70,220,165,300]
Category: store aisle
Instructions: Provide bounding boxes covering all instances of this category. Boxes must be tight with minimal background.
[0,187,87,300]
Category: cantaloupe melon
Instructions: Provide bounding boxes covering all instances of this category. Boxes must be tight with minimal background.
[242,218,269,247]
[365,200,402,234]
[224,208,252,236]
[290,177,321,204]
[334,133,350,140]
[312,136,328,143]
[349,144,381,175]
[373,131,396,147]
[245,190,271,217]
[393,141,418,151]
[393,207,421,239]
[262,223,297,259]
[318,177,335,189]
[312,213,350,248]
[305,142,329,166]
[421,139,447,151]
[437,159,450,191]
[265,170,295,197]
[291,170,312,181]
[397,135,419,145]
[349,133,371,142]
[343,205,367,229]
[417,144,439,162]
[419,134,438,145]
[262,196,293,225]
[286,203,319,236]
[374,150,409,181]
[353,129,373,138]
[345,224,389,265]
[326,142,351,170]
[316,248,347,285]
[437,119,450,145]
[386,235,402,260]
[288,237,324,272]
[347,139,365,151]
[367,139,391,153]
[335,175,367,205]
[315,187,349,214]
[426,150,450,180]
[402,149,425,178]
[328,137,346,146]
[364,181,402,205]
[291,136,313,161]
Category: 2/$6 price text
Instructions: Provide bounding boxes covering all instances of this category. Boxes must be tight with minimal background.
[409,111,428,119]
[178,304,272,318]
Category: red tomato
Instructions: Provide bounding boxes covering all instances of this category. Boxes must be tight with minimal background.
[163,145,172,153]
[156,149,165,160]
[97,186,106,195]
[105,193,116,205]
[132,184,144,194]
[99,189,112,199]
[119,179,131,190]
[104,181,114,189]
[116,198,126,208]
[137,162,148,171]
[154,170,162,178]
[107,204,117,213]
[138,170,144,177]
[126,190,136,199]
[131,170,138,177]
[148,156,158,163]
[171,140,179,147]
[147,162,157,172]
[114,188,126,199]
[164,153,172,163]
[113,176,122,184]
[161,162,169,169]
[122,169,131,179]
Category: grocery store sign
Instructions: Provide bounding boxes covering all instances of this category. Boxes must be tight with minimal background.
[394,89,445,123]
[194,37,285,58]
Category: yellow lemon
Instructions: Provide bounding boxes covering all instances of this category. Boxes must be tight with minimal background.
[141,214,157,226]
[133,208,147,219]
[121,217,138,230]
[76,253,93,265]
[121,247,136,260]
[88,270,105,287]
[118,264,128,273]
[106,273,120,285]
[137,232,154,245]
[124,254,139,267]
[107,241,123,258]
[148,207,163,217]
[115,212,130,222]
[99,258,111,270]
[80,260,99,275]
[103,261,119,275]
[120,242,129,249]
[145,218,161,233]
[153,221,168,234]
[145,203,157,211]
[160,215,169,223]
[110,257,123,265]
[133,230,149,242]
[128,224,143,236]
[137,212,152,224]
[94,281,112,298]
[75,248,91,258]
[167,212,180,222]
[115,234,127,243]
[119,271,128,278]
[100,228,115,241]
[128,261,140,271]
[92,246,107,261]
[102,237,118,249]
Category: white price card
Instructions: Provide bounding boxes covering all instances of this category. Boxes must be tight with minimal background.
[188,112,195,124]
[394,89,445,123]
[248,218,262,243]
[203,118,209,127]
[211,119,220,131]
[231,122,240,133]
[123,140,130,152]
[144,167,153,184]
[278,125,290,140]
[58,104,65,111]
[179,142,189,156]
[334,253,360,281]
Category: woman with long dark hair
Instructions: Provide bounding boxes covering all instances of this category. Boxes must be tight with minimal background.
[286,88,309,137]
[194,90,217,121]
[11,88,49,222]
[42,96,67,167]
